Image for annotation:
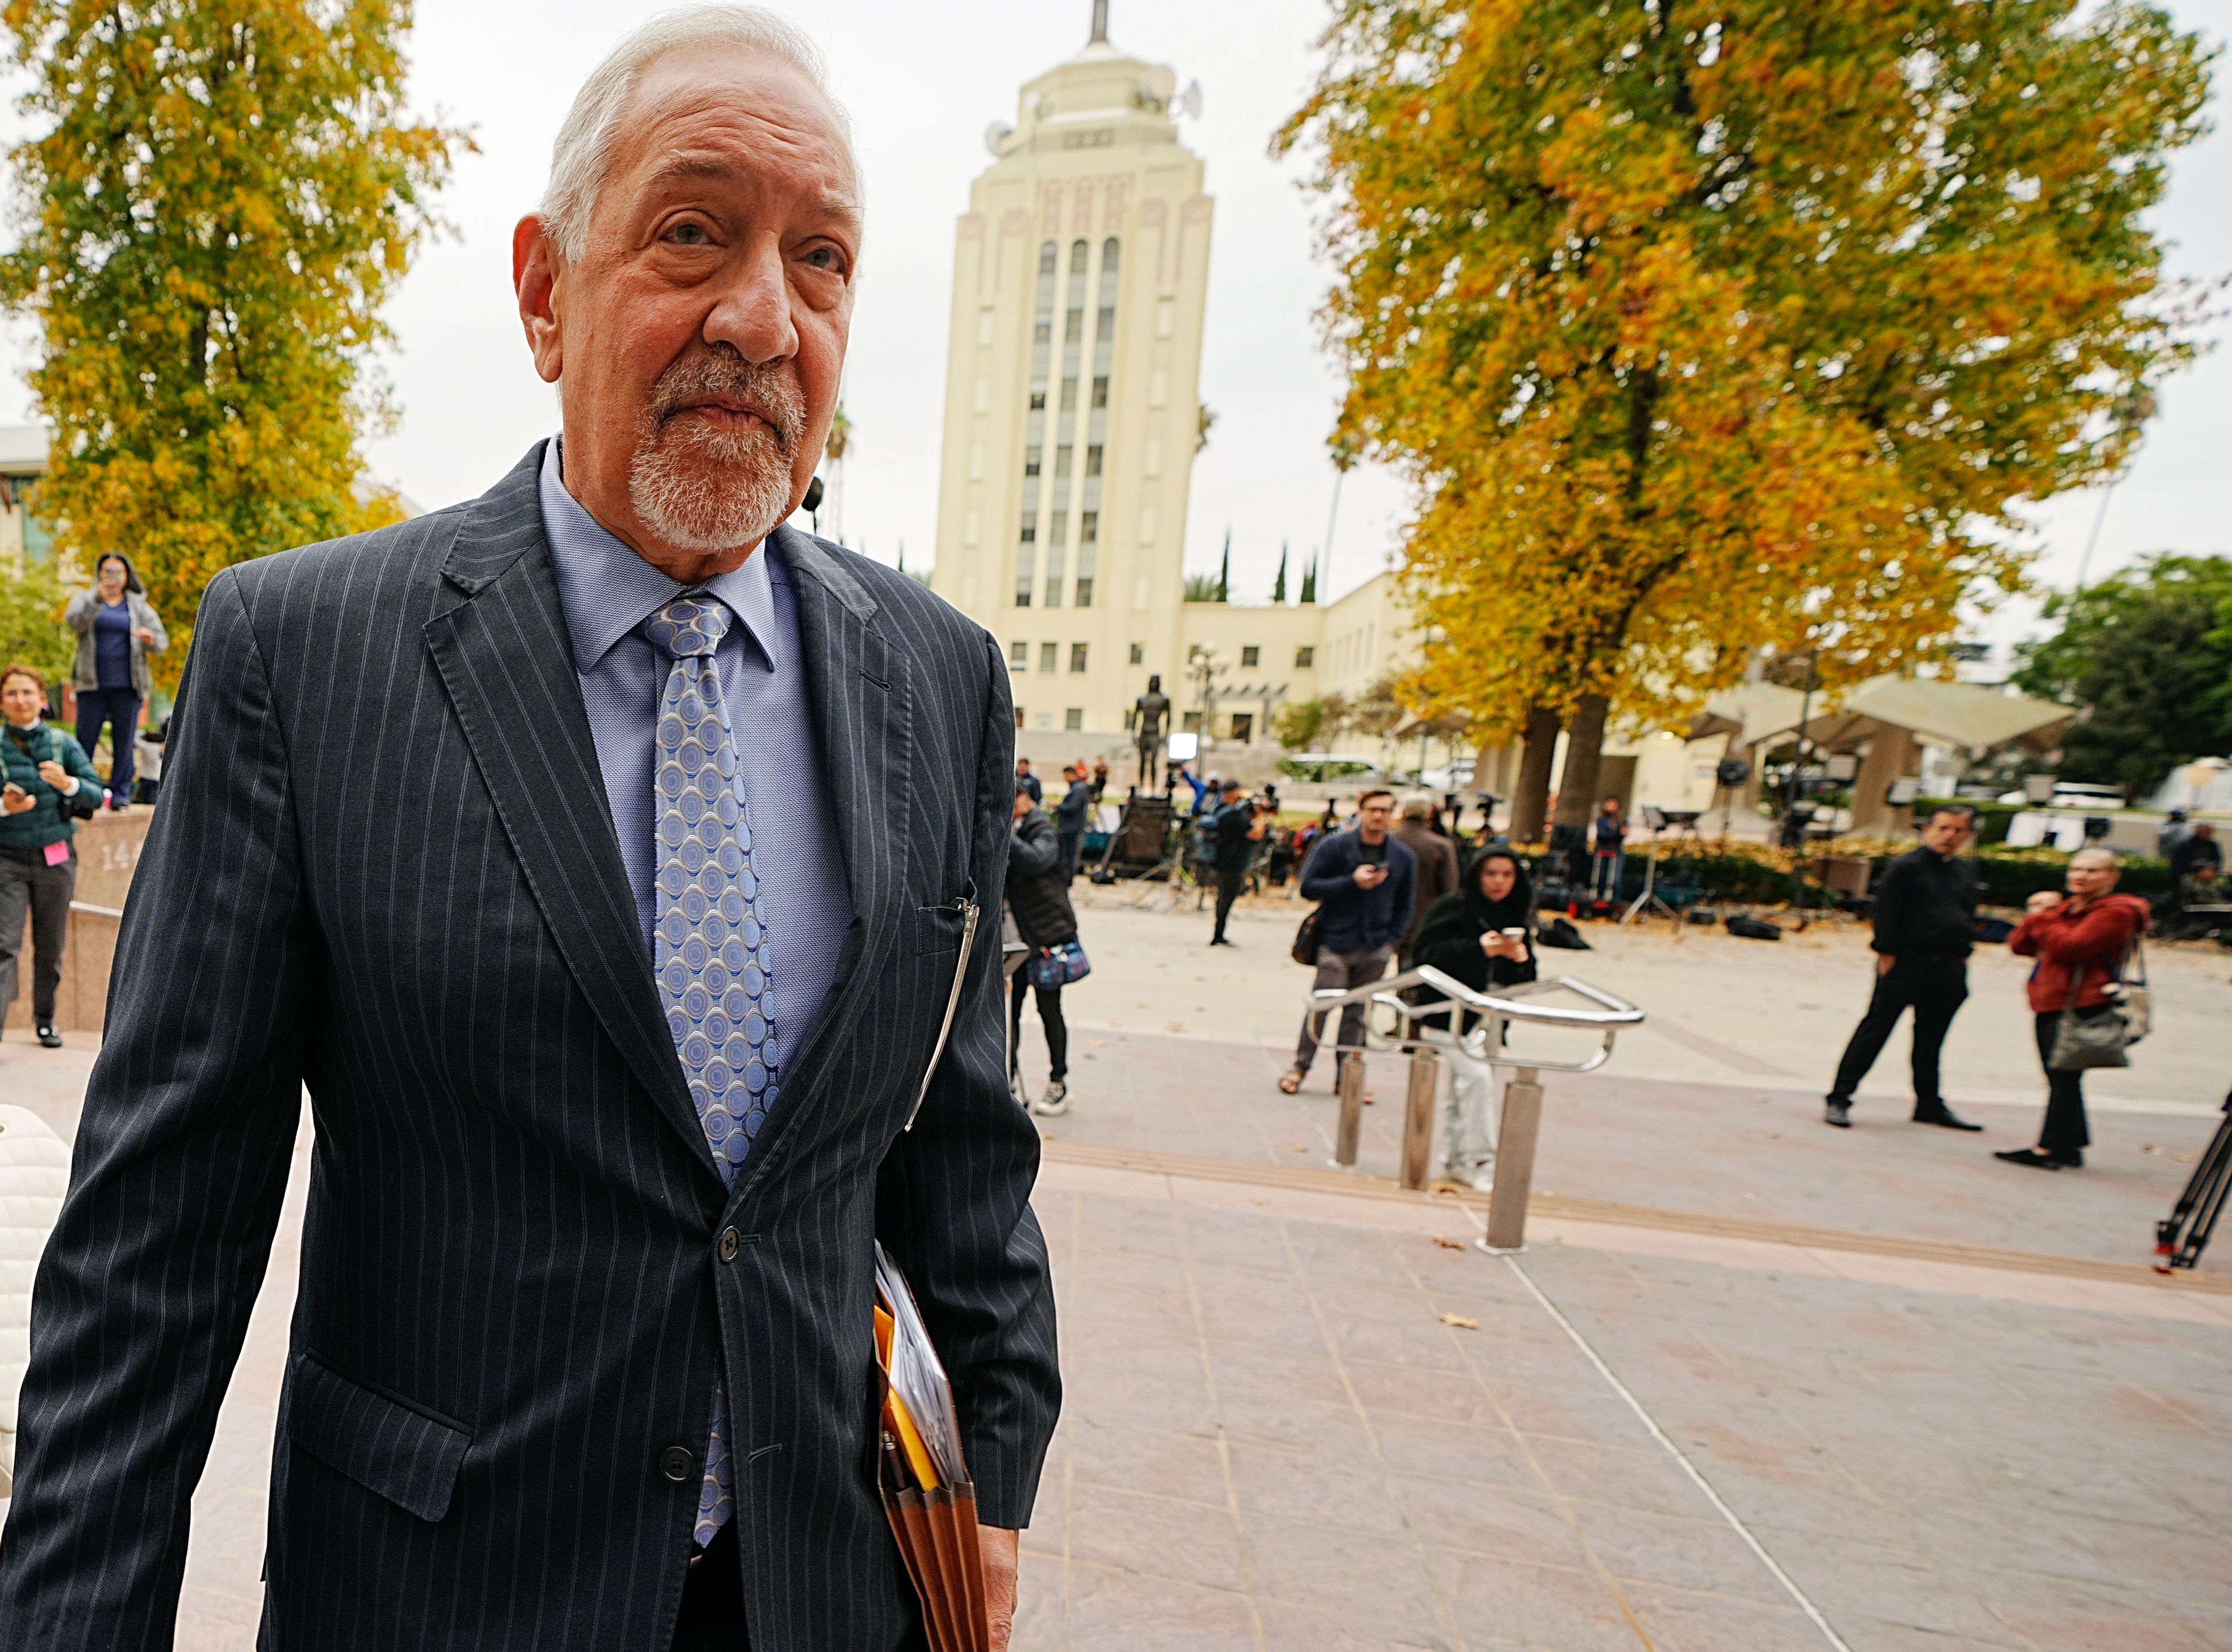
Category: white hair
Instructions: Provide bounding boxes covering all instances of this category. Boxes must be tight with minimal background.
[540,5,849,262]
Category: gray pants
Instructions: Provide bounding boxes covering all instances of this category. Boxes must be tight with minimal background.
[0,843,76,1026]
[1444,1047,1501,1176]
[1294,944,1392,1076]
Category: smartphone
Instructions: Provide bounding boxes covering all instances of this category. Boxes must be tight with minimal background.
[2,782,26,801]
[1501,927,1527,938]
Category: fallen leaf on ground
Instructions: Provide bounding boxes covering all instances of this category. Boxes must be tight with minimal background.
[1437,1312,1479,1330]
[1289,1144,1310,1153]
[1086,1038,1106,1048]
[2143,1144,2161,1155]
[1432,1236,1464,1250]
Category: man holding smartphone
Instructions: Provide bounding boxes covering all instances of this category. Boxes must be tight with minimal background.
[1279,790,1417,1094]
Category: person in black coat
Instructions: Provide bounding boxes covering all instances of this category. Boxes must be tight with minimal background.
[1824,807,1985,1131]
[1412,847,1539,1188]
[1010,782,1082,1117]
[1053,764,1092,883]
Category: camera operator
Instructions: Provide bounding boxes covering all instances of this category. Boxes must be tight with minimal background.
[1207,778,1269,948]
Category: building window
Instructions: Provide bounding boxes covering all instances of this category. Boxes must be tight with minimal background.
[1091,377,1109,409]
[1009,640,1028,671]
[1070,643,1089,673]
[1229,712,1254,744]
[1024,447,1042,478]
[1054,446,1073,479]
[1033,320,1051,344]
[1074,579,1093,608]
[1129,643,1144,665]
[1040,242,1058,275]
[1029,392,1046,411]
[1064,708,1083,732]
[1295,646,1315,668]
[1182,711,1203,734]
[1013,583,1032,608]
[1103,236,1121,273]
[1066,307,1084,342]
[1079,511,1098,543]
[1241,646,1260,668]
[1085,445,1103,477]
[1015,705,1026,730]
[1019,513,1036,543]
[1097,306,1115,341]
[1060,378,1078,411]
[1040,642,1059,674]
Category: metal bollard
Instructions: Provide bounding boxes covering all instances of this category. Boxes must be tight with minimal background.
[1400,1050,1439,1191]
[1480,1066,1543,1253]
[1332,1054,1366,1169]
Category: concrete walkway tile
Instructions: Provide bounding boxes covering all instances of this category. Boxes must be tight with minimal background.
[1063,1366,1224,1436]
[1513,1435,1722,1522]
[1222,1439,1411,1536]
[1010,1551,1068,1650]
[1905,1500,2142,1593]
[1058,1561,1260,1652]
[1619,1586,1822,1652]
[1251,1597,1460,1649]
[1836,1617,2028,1651]
[1368,1415,1544,1491]
[1321,1313,1476,1373]
[1065,1483,1250,1593]
[1973,1571,2224,1652]
[2073,1522,2232,1611]
[1394,1480,1590,1569]
[1346,1360,1512,1429]
[1310,1275,1476,1331]
[1243,1511,1445,1625]
[1066,1240,1195,1292]
[1477,1384,1643,1447]
[1211,1387,1379,1460]
[1426,1551,1646,1651]
[1564,1502,1790,1604]
[1206,1338,1355,1409]
[1064,1417,1231,1503]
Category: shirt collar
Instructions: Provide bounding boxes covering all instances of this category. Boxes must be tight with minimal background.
[538,436,780,674]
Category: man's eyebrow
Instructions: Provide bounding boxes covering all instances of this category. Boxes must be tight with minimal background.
[641,157,862,240]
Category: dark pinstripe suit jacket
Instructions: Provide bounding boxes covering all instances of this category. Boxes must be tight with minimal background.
[0,443,1060,1651]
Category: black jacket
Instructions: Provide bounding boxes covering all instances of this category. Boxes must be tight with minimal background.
[0,445,1060,1652]
[1008,810,1079,950]
[1869,845,1979,960]
[1053,777,1090,830]
[1299,829,1418,954]
[1207,800,1258,873]
[1412,854,1539,1030]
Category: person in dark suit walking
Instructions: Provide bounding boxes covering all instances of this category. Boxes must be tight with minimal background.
[1391,791,1458,963]
[1052,762,1090,882]
[1824,806,1985,1131]
[0,13,1058,1651]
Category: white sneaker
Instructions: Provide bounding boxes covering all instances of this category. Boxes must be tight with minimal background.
[1031,1080,1071,1119]
[1466,1162,1497,1193]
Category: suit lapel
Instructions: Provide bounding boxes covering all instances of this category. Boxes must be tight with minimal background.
[422,445,715,1179]
[747,528,911,1151]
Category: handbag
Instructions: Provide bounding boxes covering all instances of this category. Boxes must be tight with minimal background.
[1027,938,1090,990]
[1290,907,1322,966]
[2047,934,2147,1072]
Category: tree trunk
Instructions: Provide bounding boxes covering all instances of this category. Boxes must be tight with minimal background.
[1509,705,1560,844]
[1551,692,1610,830]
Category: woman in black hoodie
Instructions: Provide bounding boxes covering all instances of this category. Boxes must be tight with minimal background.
[1412,848,1539,1189]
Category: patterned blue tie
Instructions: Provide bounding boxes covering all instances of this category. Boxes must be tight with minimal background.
[640,593,779,1548]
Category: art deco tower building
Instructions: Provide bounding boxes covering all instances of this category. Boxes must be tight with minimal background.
[928,3,1212,734]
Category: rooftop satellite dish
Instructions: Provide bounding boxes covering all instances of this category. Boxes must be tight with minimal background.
[1176,79,1204,120]
[1143,64,1177,101]
[983,120,1013,157]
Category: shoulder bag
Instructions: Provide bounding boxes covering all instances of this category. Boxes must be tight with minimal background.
[2047,931,2148,1072]
[1027,939,1090,990]
[1290,908,1322,967]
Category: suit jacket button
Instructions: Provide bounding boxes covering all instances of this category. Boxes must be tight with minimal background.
[661,1446,696,1483]
[718,1227,741,1264]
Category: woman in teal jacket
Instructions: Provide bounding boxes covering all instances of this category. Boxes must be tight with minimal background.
[0,664,103,1047]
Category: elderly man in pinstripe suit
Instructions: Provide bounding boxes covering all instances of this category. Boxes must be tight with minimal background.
[0,10,1058,1650]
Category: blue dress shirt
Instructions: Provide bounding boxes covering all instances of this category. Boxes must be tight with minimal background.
[539,437,854,1055]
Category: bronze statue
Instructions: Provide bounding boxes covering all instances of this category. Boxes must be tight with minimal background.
[1133,674,1171,789]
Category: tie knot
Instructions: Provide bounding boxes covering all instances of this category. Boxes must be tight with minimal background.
[641,595,733,660]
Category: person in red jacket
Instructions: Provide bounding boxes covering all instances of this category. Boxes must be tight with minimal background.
[1997,848,2151,1170]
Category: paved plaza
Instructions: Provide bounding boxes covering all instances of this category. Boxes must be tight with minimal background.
[3,888,2229,1649]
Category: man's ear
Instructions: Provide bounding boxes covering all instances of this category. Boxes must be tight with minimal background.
[514,216,565,385]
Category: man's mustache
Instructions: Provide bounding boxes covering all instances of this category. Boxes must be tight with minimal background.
[646,352,808,454]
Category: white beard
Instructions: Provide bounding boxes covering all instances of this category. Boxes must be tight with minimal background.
[627,414,796,554]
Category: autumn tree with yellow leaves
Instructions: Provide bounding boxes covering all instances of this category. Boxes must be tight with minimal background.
[1,0,466,688]
[1282,0,2215,838]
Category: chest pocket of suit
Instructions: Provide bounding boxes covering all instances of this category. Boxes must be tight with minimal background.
[909,881,978,958]
[285,1352,473,1522]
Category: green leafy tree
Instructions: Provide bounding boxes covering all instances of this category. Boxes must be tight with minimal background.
[1282,0,2216,830]
[0,0,467,686]
[2012,554,2232,799]
[1273,694,1344,752]
[0,560,71,687]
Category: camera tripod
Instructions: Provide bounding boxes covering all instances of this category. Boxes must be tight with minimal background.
[2154,1091,2230,1273]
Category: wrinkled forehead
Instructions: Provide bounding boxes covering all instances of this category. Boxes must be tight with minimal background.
[607,47,860,230]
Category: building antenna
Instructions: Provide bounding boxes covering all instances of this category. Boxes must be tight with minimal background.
[1090,1,1109,45]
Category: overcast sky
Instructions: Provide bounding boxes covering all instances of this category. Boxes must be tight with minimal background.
[1,0,2226,661]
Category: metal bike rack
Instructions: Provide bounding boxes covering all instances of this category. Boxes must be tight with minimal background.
[1304,966,1644,1252]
